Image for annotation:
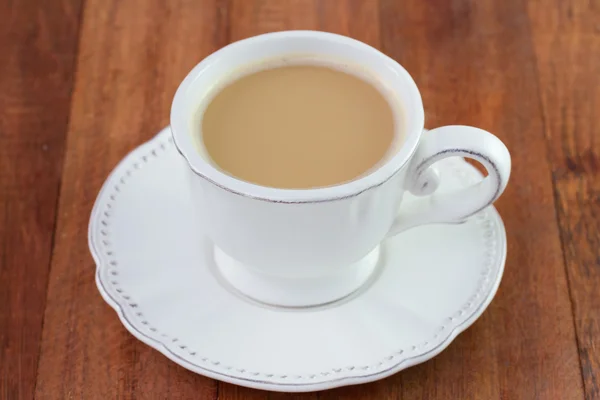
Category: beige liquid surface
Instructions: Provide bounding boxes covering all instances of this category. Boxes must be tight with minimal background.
[201,63,397,189]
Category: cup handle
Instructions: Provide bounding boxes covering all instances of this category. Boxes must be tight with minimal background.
[387,125,511,237]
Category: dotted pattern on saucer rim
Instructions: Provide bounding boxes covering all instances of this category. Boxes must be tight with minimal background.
[94,132,500,383]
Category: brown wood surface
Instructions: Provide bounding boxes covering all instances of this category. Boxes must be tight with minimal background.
[1,0,598,398]
[0,0,84,399]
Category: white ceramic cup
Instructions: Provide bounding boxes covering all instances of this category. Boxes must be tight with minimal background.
[171,31,511,307]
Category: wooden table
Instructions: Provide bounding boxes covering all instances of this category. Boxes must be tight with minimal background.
[2,0,598,398]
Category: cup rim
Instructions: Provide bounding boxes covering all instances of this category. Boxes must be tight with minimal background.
[170,30,424,203]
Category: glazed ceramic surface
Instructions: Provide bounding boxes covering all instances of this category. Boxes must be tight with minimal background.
[170,31,510,307]
[90,128,507,392]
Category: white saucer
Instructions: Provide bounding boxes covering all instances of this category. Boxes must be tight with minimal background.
[89,127,506,392]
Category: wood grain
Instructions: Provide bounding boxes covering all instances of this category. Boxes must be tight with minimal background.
[528,0,600,397]
[554,176,600,400]
[0,0,83,398]
[527,0,600,179]
[375,0,584,398]
[11,0,593,398]
[34,1,228,398]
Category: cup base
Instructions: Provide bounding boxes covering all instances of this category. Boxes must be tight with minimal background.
[213,245,380,308]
